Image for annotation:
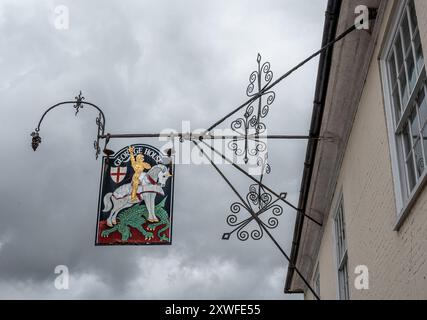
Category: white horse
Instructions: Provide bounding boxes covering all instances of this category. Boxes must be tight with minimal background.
[102,164,172,227]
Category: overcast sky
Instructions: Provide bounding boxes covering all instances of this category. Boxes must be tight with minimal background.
[0,0,326,299]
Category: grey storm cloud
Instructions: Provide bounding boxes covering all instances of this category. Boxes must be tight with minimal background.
[0,0,326,299]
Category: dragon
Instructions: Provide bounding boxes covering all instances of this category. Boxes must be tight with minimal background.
[101,197,170,242]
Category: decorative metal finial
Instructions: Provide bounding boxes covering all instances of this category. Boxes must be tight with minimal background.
[73,91,85,116]
[31,130,41,151]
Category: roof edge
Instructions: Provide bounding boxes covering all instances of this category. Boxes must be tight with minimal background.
[284,0,342,294]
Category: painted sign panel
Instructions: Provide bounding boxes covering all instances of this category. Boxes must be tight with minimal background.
[96,144,174,245]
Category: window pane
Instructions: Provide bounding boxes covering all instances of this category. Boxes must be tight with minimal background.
[344,263,349,300]
[395,40,404,71]
[408,0,418,32]
[399,70,409,106]
[335,200,347,267]
[338,270,343,298]
[414,140,424,177]
[337,213,343,260]
[410,110,420,138]
[339,262,350,300]
[401,14,411,51]
[392,89,402,122]
[403,125,413,156]
[410,111,422,179]
[406,50,417,92]
[389,52,398,88]
[335,215,341,259]
[341,211,346,245]
[418,86,427,124]
[406,153,417,190]
[339,206,346,259]
[423,125,427,164]
[414,33,425,73]
[385,0,427,201]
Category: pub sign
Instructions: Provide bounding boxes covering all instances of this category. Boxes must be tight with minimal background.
[96,144,174,245]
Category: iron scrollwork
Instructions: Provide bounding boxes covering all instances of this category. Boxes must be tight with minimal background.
[223,54,284,241]
[228,54,276,164]
[94,112,105,159]
[222,154,286,241]
[73,91,85,116]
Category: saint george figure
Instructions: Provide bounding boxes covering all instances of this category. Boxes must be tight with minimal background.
[128,146,151,203]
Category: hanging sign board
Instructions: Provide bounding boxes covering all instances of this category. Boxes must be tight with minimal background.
[96,144,174,245]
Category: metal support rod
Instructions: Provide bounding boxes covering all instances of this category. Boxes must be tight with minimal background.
[192,140,320,300]
[203,24,357,134]
[198,138,322,227]
[36,101,106,133]
[99,133,327,140]
[31,92,106,159]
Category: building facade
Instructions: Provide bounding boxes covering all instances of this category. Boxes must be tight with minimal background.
[285,0,427,299]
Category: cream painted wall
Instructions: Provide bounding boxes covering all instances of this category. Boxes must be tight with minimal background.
[306,0,427,300]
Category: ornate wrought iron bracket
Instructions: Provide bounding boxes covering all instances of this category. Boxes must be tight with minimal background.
[30,22,361,300]
[30,53,324,245]
[31,91,106,159]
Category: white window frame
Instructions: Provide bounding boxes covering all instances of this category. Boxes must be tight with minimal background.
[380,0,427,230]
[333,195,350,300]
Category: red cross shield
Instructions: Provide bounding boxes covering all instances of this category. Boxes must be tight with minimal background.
[110,166,127,184]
